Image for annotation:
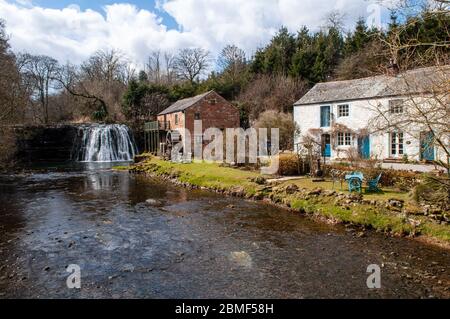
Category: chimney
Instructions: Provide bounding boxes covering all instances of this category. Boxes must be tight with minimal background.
[387,58,400,76]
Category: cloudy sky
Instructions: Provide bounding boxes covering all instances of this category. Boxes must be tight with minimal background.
[0,0,391,67]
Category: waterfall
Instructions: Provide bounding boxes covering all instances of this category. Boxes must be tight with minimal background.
[73,124,138,162]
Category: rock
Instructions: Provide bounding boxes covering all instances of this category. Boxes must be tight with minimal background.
[229,251,253,268]
[145,199,161,206]
[252,176,267,185]
[285,184,299,194]
[227,204,235,209]
[323,190,337,196]
[347,193,363,201]
[307,188,322,196]
[230,186,246,197]
[386,199,404,212]
[43,266,50,271]
[388,198,404,208]
[253,192,265,200]
[121,264,135,272]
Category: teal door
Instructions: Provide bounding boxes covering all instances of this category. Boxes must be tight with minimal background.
[420,132,435,161]
[358,136,370,159]
[322,134,331,157]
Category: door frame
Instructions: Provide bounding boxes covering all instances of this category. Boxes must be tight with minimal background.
[390,131,404,158]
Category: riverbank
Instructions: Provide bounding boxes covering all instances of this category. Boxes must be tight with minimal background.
[124,157,450,248]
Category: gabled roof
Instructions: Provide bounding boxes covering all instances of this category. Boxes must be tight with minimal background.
[158,90,214,115]
[294,66,450,106]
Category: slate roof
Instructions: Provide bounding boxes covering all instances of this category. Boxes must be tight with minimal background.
[159,91,214,115]
[294,66,450,106]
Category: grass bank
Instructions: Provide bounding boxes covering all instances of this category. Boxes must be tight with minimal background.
[123,157,450,246]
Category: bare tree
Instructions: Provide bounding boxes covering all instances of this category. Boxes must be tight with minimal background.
[218,45,247,75]
[238,74,308,121]
[323,10,347,32]
[0,19,27,124]
[174,48,210,84]
[78,50,132,120]
[81,49,133,84]
[55,63,109,121]
[164,52,176,84]
[145,50,176,85]
[378,0,449,71]
[19,53,59,124]
[146,50,162,84]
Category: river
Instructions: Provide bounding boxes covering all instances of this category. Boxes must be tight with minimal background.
[0,164,448,298]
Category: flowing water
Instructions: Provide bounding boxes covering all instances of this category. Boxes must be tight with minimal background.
[0,164,449,298]
[73,124,137,162]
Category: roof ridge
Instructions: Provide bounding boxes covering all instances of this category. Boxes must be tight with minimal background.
[158,90,216,115]
[294,65,449,106]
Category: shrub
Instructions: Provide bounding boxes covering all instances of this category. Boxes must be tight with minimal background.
[277,153,310,176]
[412,175,450,210]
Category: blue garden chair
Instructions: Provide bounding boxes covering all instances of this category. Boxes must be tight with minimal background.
[367,173,382,193]
[345,171,364,193]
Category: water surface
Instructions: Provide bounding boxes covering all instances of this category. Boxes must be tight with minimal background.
[0,165,449,298]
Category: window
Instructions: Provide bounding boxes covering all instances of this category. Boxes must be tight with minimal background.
[338,104,349,117]
[337,132,352,146]
[194,112,201,120]
[320,105,331,127]
[175,114,179,125]
[390,132,404,156]
[389,99,404,114]
[209,98,217,105]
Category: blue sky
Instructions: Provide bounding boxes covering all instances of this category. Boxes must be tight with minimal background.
[1,0,392,66]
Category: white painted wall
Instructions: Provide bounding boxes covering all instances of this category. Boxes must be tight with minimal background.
[293,97,446,162]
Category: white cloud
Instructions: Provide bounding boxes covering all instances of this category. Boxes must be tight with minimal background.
[0,0,387,67]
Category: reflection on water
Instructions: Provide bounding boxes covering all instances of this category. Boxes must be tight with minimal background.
[0,165,449,299]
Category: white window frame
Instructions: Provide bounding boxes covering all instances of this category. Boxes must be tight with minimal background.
[390,131,404,157]
[338,104,349,117]
[337,132,352,146]
[389,99,404,114]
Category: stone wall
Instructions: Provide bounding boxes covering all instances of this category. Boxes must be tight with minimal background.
[12,125,78,163]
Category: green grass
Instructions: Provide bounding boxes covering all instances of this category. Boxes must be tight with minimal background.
[135,158,260,194]
[112,165,131,171]
[132,157,449,244]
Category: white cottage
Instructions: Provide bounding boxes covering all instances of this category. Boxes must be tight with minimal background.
[293,66,449,163]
